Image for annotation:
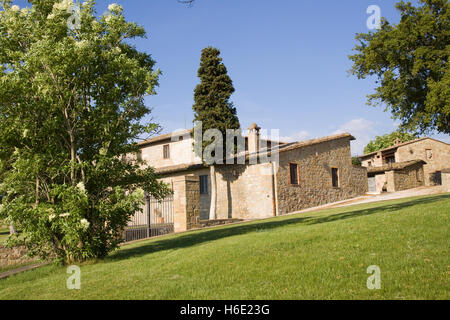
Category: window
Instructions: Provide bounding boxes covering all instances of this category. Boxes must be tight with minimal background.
[385,156,395,165]
[199,175,208,194]
[289,163,299,185]
[368,161,372,167]
[331,168,340,188]
[136,150,142,162]
[163,144,170,159]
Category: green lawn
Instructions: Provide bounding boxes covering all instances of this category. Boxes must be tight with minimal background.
[0,194,449,300]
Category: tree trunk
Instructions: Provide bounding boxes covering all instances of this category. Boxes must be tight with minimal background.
[70,132,76,185]
[209,165,217,220]
[9,225,16,235]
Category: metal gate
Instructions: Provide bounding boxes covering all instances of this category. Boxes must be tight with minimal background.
[124,195,174,242]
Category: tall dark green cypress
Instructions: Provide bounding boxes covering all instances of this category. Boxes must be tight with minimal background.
[192,47,240,219]
[193,47,240,154]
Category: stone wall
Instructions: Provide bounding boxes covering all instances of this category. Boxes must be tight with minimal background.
[160,137,369,220]
[0,245,35,269]
[361,151,383,167]
[375,173,387,193]
[140,134,202,169]
[276,137,368,215]
[440,169,450,193]
[161,163,275,221]
[215,163,275,220]
[395,139,450,186]
[385,171,395,193]
[392,163,424,192]
[172,175,201,232]
[160,168,210,220]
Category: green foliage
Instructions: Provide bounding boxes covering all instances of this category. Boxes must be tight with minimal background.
[351,156,362,166]
[363,130,419,154]
[192,47,240,160]
[0,0,170,263]
[349,0,450,134]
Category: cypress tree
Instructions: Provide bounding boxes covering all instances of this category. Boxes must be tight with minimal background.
[192,47,240,219]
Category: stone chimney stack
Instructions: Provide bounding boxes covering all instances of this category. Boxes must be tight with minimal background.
[248,123,261,154]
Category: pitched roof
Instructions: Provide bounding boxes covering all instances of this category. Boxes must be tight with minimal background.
[359,137,449,159]
[275,133,355,154]
[366,159,426,174]
[137,129,193,147]
[137,128,288,147]
[155,163,205,175]
[243,133,355,161]
[152,132,355,175]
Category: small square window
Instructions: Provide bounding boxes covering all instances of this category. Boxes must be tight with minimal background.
[199,175,208,194]
[289,163,299,185]
[163,144,170,159]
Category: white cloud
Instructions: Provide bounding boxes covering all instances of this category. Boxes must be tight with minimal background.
[332,118,375,156]
[278,130,311,143]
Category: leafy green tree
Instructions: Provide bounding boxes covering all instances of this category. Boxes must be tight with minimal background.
[363,130,419,154]
[192,47,240,220]
[352,156,362,166]
[349,0,450,134]
[0,0,170,263]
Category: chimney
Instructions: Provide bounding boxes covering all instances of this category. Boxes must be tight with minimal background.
[248,123,261,154]
[394,138,402,146]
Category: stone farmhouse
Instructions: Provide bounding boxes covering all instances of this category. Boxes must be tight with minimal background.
[128,124,367,237]
[359,137,450,194]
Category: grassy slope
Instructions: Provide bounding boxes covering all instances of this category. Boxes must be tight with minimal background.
[0,194,448,300]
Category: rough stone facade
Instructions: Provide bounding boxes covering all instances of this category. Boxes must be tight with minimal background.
[138,130,202,168]
[172,175,201,232]
[442,169,450,193]
[0,245,35,269]
[395,139,450,186]
[276,137,368,214]
[375,173,387,193]
[391,162,424,192]
[216,163,275,219]
[361,138,450,187]
[138,129,369,228]
[160,163,275,221]
[368,160,425,193]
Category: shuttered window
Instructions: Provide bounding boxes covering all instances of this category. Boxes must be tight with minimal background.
[290,163,299,185]
[200,175,208,194]
[163,144,170,159]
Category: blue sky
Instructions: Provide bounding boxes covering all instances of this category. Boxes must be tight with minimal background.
[12,0,450,155]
